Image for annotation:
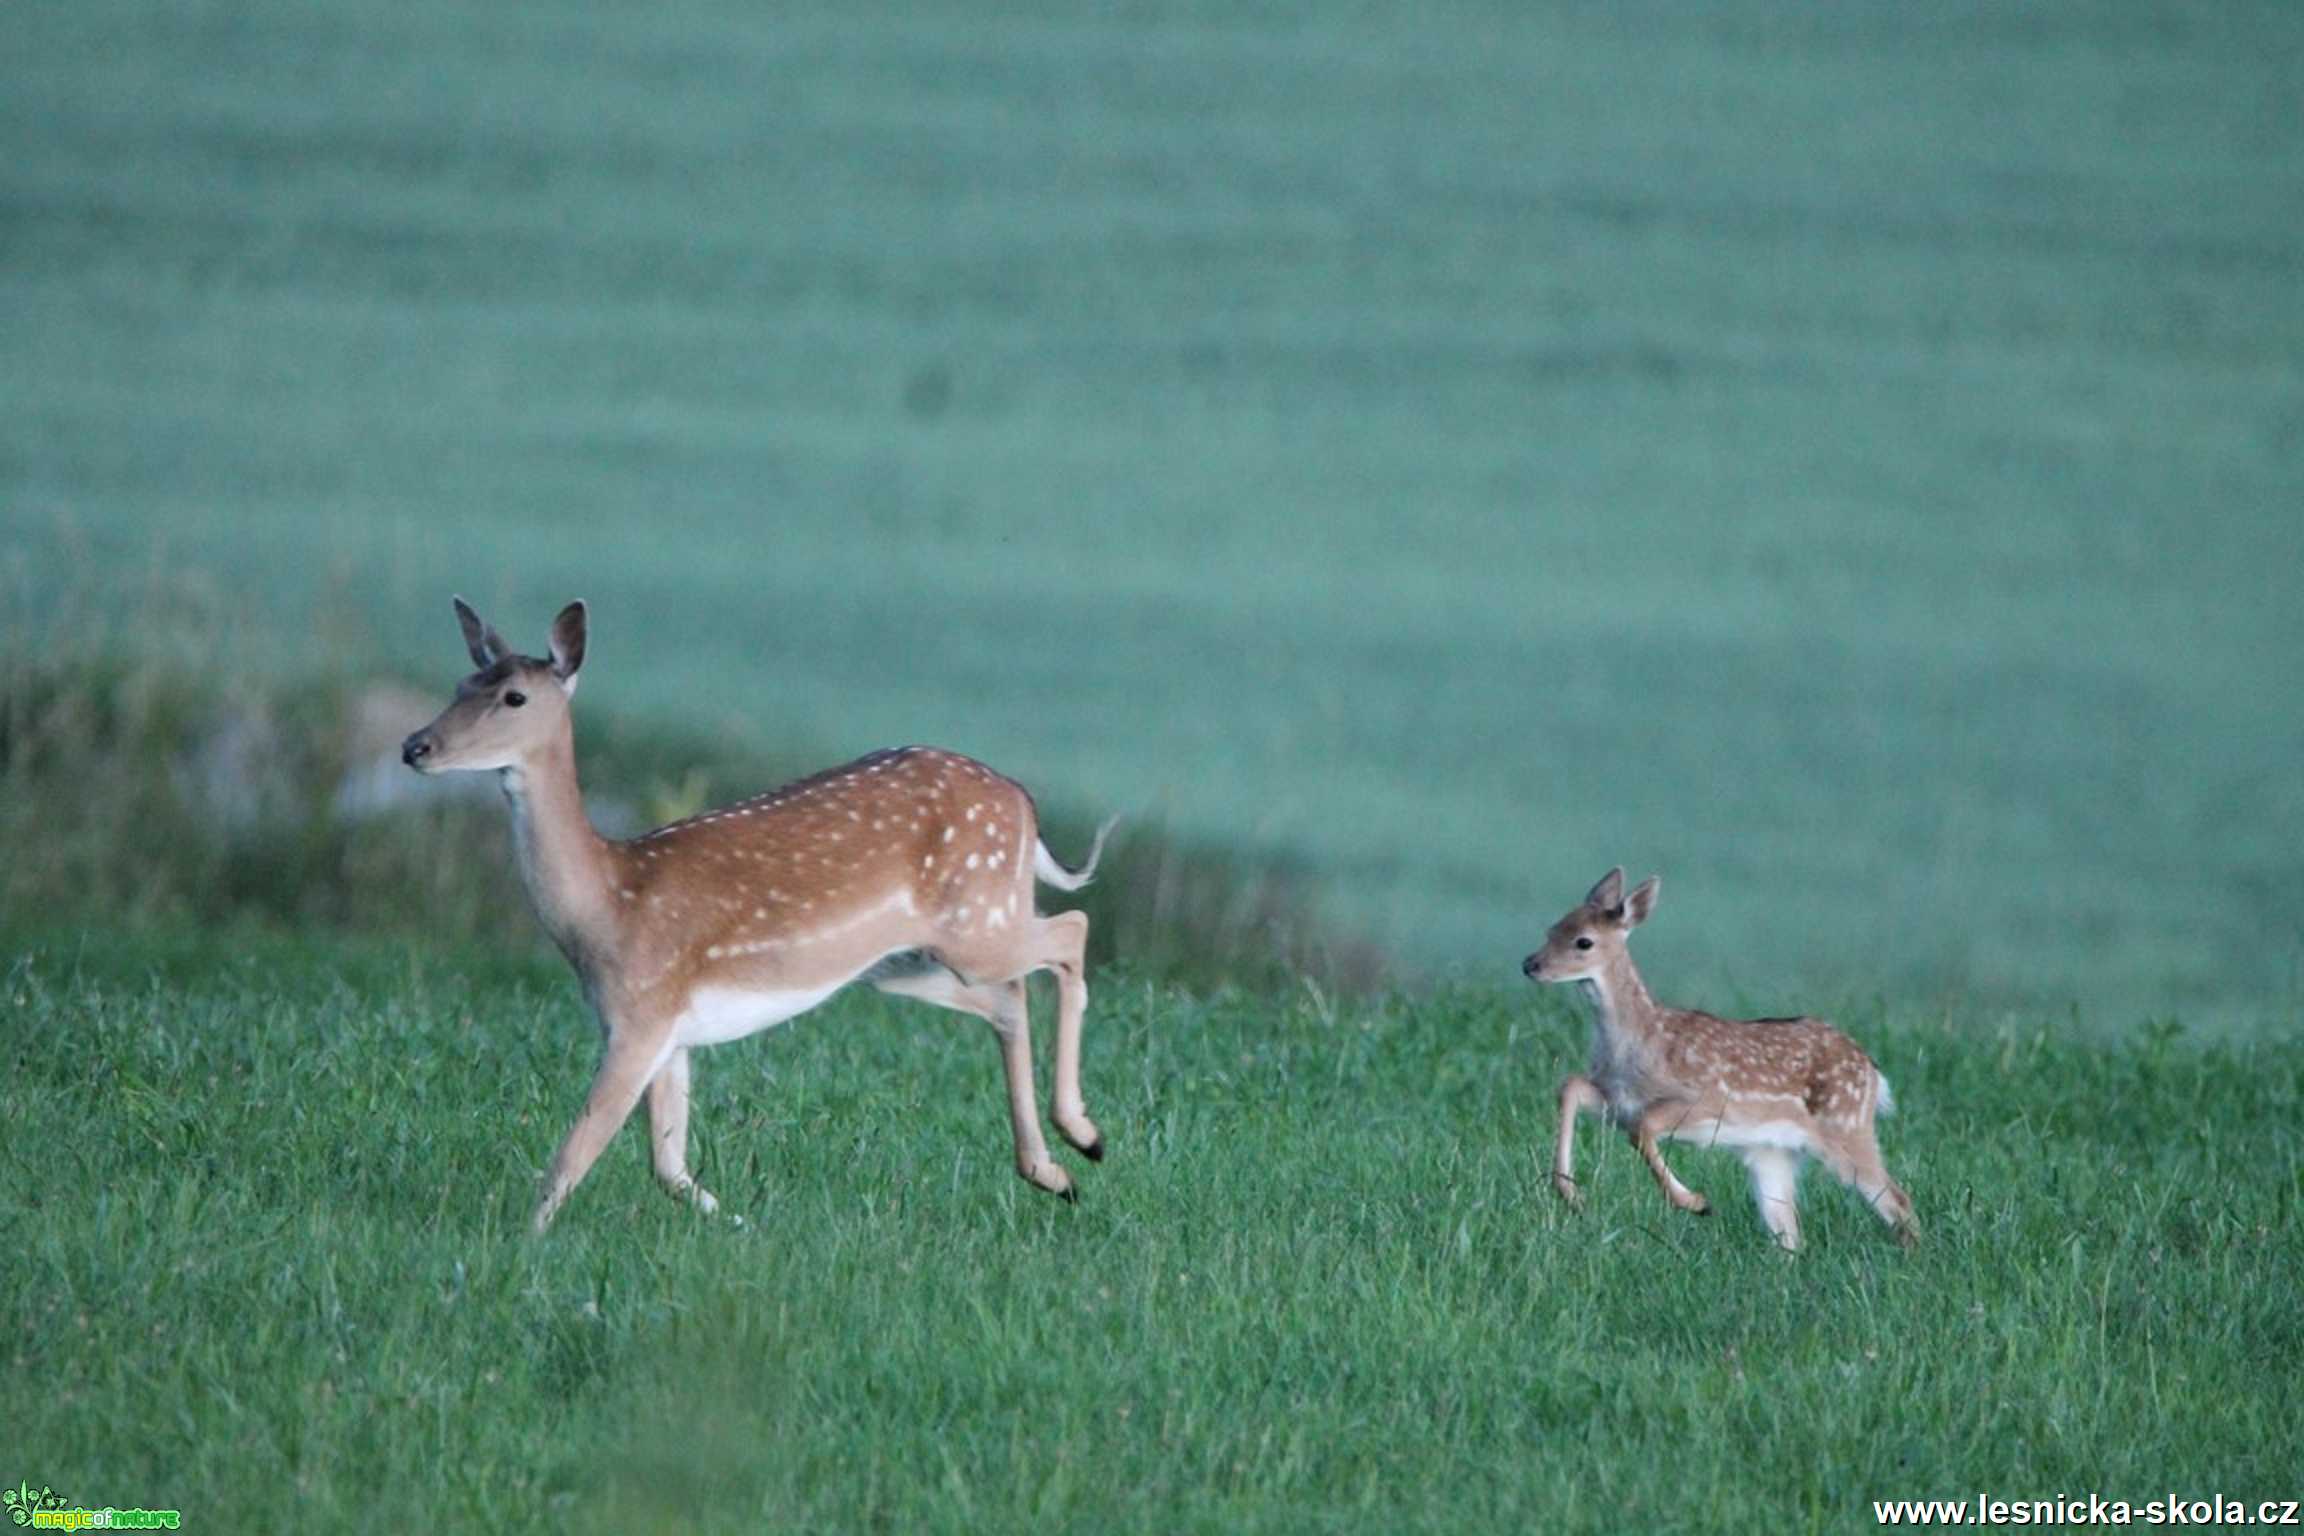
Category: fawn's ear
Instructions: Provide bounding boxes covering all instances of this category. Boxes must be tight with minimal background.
[453,596,509,669]
[548,600,587,693]
[1623,875,1661,928]
[1586,867,1625,914]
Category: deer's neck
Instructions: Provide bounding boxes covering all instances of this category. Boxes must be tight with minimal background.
[500,732,616,966]
[1578,952,1661,1047]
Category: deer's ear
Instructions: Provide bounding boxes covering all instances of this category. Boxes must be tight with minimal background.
[453,596,508,669]
[1623,875,1661,928]
[1586,867,1625,913]
[548,600,587,692]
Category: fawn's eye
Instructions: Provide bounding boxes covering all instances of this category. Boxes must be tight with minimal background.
[1574,936,1594,951]
[503,690,528,708]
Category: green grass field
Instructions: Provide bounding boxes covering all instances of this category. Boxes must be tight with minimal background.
[7,0,2302,1020]
[4,933,2298,1533]
[6,2,2304,1529]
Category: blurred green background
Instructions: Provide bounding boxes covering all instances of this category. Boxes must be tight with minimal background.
[6,0,2301,1023]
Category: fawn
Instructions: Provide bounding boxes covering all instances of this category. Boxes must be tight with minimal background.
[402,598,1113,1231]
[1523,869,1916,1250]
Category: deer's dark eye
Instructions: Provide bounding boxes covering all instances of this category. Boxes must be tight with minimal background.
[1574,936,1594,951]
[503,690,528,708]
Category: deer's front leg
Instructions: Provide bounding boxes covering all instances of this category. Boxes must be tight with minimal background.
[533,1024,677,1234]
[645,1047,719,1215]
[1553,1075,1601,1208]
[1630,1104,1711,1216]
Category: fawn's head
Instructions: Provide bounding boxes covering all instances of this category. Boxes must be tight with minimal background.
[402,597,587,774]
[1521,867,1660,982]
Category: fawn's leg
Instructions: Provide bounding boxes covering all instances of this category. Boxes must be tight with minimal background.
[644,1047,719,1214]
[1743,1147,1804,1251]
[1630,1104,1711,1215]
[535,1023,678,1233]
[1553,1075,1601,1207]
[1821,1129,1919,1246]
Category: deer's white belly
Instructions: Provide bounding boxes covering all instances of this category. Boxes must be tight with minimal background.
[675,981,847,1047]
[1667,1117,1816,1154]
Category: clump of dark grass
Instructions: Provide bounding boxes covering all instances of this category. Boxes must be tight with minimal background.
[0,566,1384,992]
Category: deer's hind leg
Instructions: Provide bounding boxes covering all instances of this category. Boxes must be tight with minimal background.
[873,963,1074,1201]
[1743,1147,1804,1251]
[1034,909,1102,1161]
[1817,1126,1918,1246]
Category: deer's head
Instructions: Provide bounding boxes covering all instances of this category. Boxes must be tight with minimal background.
[1521,866,1660,983]
[402,597,587,774]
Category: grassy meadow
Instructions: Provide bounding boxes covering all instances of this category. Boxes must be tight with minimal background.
[5,1,2304,1531]
[3,936,2298,1533]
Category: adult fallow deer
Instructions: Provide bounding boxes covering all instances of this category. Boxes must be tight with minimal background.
[402,598,1113,1231]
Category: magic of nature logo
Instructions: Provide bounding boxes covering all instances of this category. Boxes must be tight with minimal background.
[3,1481,181,1530]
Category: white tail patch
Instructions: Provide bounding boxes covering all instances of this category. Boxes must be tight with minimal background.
[1032,816,1117,891]
[1874,1073,1896,1117]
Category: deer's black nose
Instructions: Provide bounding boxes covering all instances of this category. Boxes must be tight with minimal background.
[1522,953,1542,979]
[401,732,435,768]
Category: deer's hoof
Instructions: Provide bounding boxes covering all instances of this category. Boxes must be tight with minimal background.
[1021,1160,1076,1202]
[1057,1117,1104,1161]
